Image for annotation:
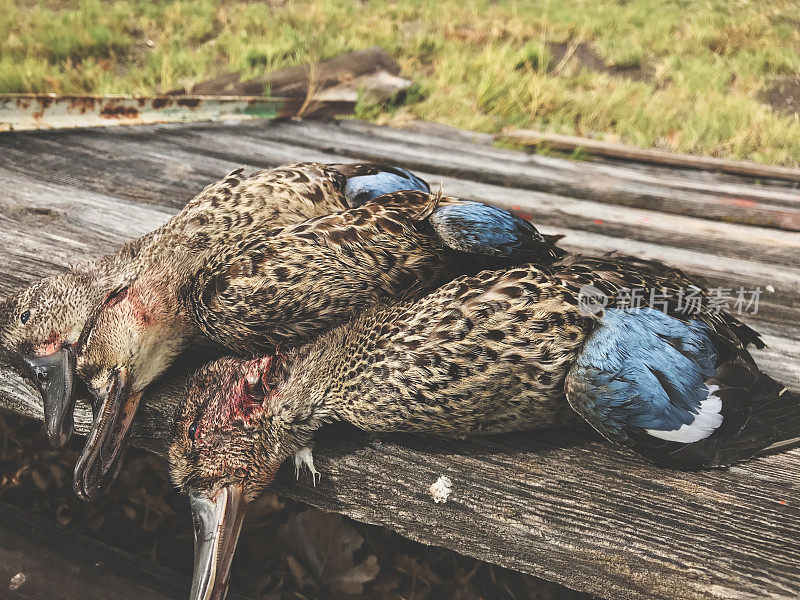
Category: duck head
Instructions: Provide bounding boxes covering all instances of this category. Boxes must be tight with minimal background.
[73,278,188,500]
[169,356,297,600]
[0,269,100,447]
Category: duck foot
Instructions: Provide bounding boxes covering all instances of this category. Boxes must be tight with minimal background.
[293,446,320,486]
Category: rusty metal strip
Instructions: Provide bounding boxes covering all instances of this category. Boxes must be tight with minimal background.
[0,94,348,131]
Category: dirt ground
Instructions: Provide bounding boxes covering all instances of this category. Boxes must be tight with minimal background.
[0,409,590,600]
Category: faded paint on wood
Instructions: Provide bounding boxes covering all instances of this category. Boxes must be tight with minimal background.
[0,94,353,131]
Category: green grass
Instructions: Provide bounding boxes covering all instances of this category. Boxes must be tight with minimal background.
[2,0,800,166]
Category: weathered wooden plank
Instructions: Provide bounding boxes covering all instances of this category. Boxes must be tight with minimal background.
[3,121,800,247]
[0,94,321,132]
[2,362,798,600]
[6,119,800,229]
[0,129,244,210]
[150,118,800,214]
[3,125,799,325]
[263,118,800,204]
[501,128,800,183]
[1,122,799,600]
[336,119,800,203]
[0,501,248,600]
[276,428,800,600]
[5,131,798,268]
[398,119,800,190]
[0,170,174,289]
[177,46,401,96]
[263,122,798,230]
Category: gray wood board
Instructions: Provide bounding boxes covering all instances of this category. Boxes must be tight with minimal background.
[0,121,799,600]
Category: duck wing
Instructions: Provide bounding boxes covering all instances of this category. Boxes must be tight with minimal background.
[549,253,764,353]
[187,201,452,352]
[364,191,564,262]
[330,164,431,207]
[426,200,564,261]
[565,307,799,468]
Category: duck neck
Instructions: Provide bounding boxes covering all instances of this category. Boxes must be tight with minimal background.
[264,338,351,452]
[270,319,409,434]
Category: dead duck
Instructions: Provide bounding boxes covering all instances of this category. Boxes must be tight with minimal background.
[67,186,553,499]
[168,259,798,600]
[0,162,428,449]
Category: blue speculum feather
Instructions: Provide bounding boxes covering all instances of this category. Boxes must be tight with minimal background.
[344,168,430,206]
[570,308,719,439]
[344,169,546,259]
[427,201,545,257]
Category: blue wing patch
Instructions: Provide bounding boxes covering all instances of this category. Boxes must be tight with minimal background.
[427,201,548,258]
[566,308,721,445]
[344,168,430,207]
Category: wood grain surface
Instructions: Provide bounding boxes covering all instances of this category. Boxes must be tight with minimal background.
[1,120,798,600]
[501,127,800,183]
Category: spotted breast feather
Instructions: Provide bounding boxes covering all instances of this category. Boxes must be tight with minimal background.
[187,190,559,353]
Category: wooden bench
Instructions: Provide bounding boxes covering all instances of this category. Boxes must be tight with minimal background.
[1,119,799,600]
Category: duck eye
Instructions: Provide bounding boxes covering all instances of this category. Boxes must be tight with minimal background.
[20,310,31,325]
[188,422,199,439]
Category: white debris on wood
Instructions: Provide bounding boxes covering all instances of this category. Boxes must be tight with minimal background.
[9,573,26,591]
[429,475,452,504]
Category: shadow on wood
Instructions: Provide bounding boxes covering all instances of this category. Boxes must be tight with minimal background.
[0,501,247,600]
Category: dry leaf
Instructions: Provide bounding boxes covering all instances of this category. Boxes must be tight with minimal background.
[395,554,442,587]
[279,510,380,594]
[333,554,380,594]
[286,554,313,589]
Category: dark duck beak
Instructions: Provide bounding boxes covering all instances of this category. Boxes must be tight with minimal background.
[73,366,143,500]
[21,344,77,448]
[188,484,246,600]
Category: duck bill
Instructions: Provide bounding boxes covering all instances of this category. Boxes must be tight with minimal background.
[21,344,77,448]
[73,366,142,500]
[188,484,246,600]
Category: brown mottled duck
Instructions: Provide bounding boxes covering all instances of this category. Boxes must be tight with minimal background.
[0,162,388,448]
[168,258,799,600]
[5,164,553,500]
